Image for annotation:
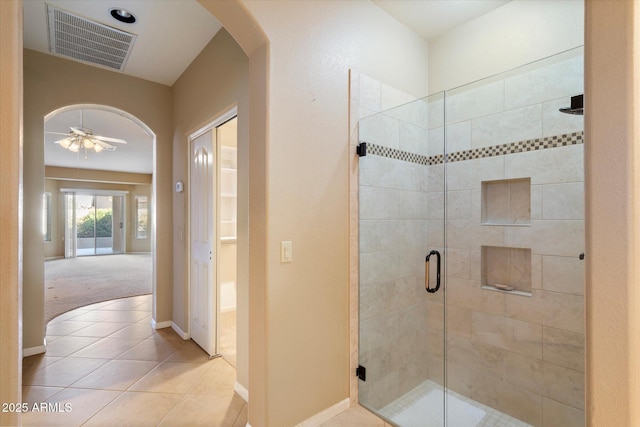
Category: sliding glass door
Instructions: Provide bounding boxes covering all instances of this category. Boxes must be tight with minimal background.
[64,192,125,257]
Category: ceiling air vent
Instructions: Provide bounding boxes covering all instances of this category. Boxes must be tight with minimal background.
[47,5,136,71]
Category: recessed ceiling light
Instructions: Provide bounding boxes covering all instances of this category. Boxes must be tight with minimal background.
[110,8,136,24]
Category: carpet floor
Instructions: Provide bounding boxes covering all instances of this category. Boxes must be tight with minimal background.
[45,254,152,324]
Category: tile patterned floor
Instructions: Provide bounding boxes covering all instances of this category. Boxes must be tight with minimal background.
[22,295,247,427]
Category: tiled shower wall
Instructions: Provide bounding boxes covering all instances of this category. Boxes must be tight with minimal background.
[440,52,585,427]
[352,48,585,426]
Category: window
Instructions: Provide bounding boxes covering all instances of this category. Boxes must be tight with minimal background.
[43,193,52,242]
[135,196,148,239]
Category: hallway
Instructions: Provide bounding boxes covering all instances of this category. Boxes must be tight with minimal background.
[22,295,246,426]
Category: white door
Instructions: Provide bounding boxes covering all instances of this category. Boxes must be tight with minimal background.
[190,129,217,356]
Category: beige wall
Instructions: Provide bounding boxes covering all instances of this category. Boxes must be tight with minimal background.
[171,28,249,389]
[246,42,269,426]
[0,1,23,425]
[23,49,173,350]
[43,176,152,259]
[239,1,429,425]
[45,166,152,185]
[585,1,640,425]
[429,0,584,93]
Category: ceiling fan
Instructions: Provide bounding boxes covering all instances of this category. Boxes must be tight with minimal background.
[46,110,127,158]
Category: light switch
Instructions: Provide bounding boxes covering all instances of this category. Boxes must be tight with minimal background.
[281,241,292,263]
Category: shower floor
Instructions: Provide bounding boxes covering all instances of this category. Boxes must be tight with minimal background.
[378,380,531,427]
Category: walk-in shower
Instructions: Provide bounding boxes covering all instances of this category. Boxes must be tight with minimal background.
[355,47,584,427]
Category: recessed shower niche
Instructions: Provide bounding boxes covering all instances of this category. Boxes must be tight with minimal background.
[481,246,532,295]
[481,178,531,225]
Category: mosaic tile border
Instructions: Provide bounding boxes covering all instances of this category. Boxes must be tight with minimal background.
[361,131,583,165]
[366,143,443,165]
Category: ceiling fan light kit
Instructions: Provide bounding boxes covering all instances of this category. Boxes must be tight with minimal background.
[48,110,127,159]
[57,134,106,154]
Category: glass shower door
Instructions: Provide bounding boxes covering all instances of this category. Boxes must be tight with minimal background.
[356,47,585,427]
[357,92,446,426]
[442,47,585,426]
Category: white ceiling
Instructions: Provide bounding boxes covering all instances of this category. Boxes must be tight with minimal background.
[23,0,222,86]
[24,0,221,175]
[25,0,511,176]
[372,0,510,41]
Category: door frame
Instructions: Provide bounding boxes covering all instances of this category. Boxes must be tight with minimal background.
[187,106,238,351]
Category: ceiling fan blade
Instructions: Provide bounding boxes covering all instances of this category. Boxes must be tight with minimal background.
[93,139,116,151]
[45,131,71,136]
[70,126,87,136]
[92,135,127,144]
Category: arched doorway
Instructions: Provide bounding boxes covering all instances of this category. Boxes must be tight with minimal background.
[42,104,155,324]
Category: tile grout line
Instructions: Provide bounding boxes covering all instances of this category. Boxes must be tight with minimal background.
[24,293,245,427]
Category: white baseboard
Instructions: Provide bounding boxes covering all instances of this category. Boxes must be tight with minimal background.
[23,345,46,357]
[171,322,189,340]
[151,319,172,330]
[151,319,188,340]
[295,398,350,427]
[234,381,249,402]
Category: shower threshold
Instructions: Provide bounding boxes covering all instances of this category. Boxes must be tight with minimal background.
[378,380,532,427]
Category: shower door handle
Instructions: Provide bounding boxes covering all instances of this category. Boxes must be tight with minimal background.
[425,250,441,293]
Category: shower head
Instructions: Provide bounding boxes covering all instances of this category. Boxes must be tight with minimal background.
[559,94,584,115]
